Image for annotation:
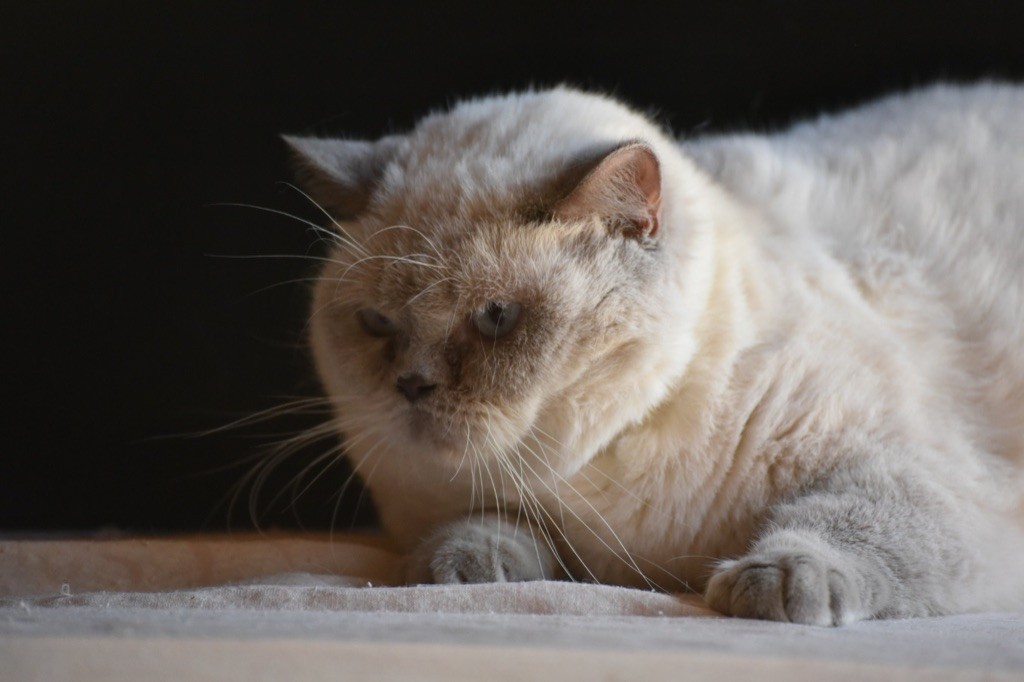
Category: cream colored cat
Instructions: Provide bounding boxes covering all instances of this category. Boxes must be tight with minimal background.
[286,83,1024,626]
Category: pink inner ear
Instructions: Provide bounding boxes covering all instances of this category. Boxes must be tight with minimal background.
[554,144,662,238]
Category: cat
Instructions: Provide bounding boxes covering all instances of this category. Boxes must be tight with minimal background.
[284,83,1024,626]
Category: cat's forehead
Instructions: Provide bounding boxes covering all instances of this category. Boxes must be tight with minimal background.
[325,88,658,303]
[370,88,660,225]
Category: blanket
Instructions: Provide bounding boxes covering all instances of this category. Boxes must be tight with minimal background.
[2,534,1022,680]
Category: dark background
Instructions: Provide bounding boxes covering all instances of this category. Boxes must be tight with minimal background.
[4,1,1024,533]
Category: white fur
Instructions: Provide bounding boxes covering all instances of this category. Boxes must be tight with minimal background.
[301,83,1024,623]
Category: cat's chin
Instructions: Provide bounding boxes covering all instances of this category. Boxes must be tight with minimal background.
[400,408,482,459]
[404,410,455,449]
[400,407,527,470]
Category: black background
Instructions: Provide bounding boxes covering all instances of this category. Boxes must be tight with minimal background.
[4,1,1024,533]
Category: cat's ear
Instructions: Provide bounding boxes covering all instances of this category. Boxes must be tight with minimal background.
[553,143,662,240]
[282,135,400,220]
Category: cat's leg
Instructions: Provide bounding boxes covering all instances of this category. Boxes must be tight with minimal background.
[705,464,981,626]
[404,515,560,584]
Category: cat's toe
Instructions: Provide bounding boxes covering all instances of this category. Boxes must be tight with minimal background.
[429,529,544,584]
[404,520,552,585]
[429,539,504,584]
[706,552,859,626]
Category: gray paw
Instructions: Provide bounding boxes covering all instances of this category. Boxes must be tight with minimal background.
[405,519,555,585]
[705,551,864,626]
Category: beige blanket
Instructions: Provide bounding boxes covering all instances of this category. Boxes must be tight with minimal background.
[2,534,1022,680]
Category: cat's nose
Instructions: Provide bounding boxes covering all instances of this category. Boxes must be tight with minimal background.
[396,373,437,402]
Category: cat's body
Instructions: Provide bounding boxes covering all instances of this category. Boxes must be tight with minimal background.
[288,83,1024,625]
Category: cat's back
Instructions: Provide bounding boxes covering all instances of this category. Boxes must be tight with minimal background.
[686,82,1024,461]
[686,83,1024,260]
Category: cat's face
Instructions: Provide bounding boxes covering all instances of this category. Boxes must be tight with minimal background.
[294,89,693,479]
[310,210,655,469]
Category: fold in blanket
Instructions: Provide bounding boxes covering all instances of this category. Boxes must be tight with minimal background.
[10,577,715,617]
[0,533,712,616]
[2,533,1024,680]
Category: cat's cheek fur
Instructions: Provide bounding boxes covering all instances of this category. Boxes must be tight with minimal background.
[403,517,559,585]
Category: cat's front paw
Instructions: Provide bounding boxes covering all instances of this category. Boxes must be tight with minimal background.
[404,519,556,585]
[705,550,865,626]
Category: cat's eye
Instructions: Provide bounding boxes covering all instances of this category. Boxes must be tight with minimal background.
[357,308,398,337]
[472,302,522,338]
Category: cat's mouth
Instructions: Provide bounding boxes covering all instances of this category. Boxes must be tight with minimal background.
[402,403,472,454]
[401,399,524,463]
[406,407,446,440]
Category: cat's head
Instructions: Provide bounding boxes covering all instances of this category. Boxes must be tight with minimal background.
[288,88,712,482]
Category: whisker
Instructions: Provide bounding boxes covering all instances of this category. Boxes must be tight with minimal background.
[519,420,688,589]
[365,223,446,264]
[207,252,353,267]
[329,436,387,540]
[491,444,578,581]
[212,201,366,257]
[492,449,590,582]
[275,181,371,257]
[403,277,455,309]
[514,433,669,592]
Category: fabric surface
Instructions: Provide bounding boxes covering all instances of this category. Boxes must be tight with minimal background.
[2,534,1023,681]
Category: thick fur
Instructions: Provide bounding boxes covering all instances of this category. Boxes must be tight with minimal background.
[292,84,1024,625]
